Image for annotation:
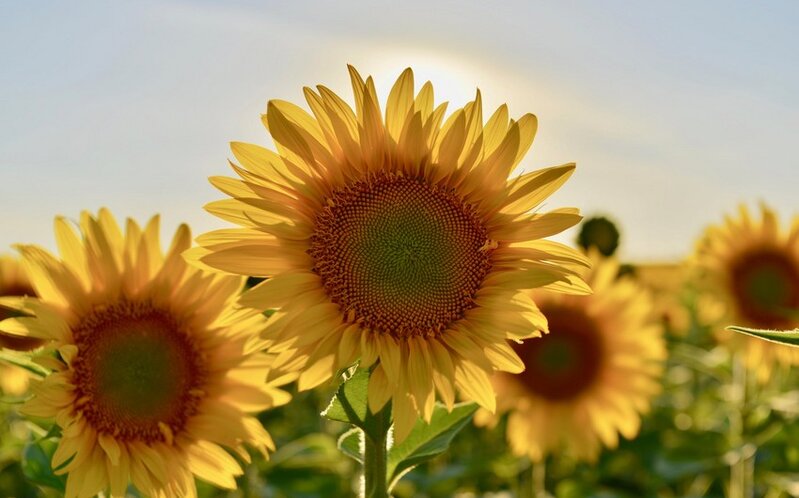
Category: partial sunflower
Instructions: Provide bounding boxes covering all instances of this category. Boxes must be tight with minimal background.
[633,262,691,336]
[693,203,799,381]
[0,255,44,395]
[0,210,290,498]
[0,255,43,350]
[188,66,590,440]
[484,254,666,463]
[576,215,620,257]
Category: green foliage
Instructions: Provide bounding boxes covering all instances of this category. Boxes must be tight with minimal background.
[337,428,363,464]
[322,367,478,495]
[727,326,799,347]
[322,368,371,432]
[21,435,65,492]
[6,284,799,497]
[0,350,49,377]
[387,402,477,489]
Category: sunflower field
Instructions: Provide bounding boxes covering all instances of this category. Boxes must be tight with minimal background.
[2,4,799,497]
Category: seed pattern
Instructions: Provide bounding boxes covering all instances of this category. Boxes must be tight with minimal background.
[729,248,799,328]
[309,172,494,339]
[71,301,206,443]
[513,304,604,400]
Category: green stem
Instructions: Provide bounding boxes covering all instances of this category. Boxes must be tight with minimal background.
[729,354,746,498]
[363,402,392,498]
[532,459,546,498]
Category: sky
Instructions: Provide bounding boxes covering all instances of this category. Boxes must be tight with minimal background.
[1,1,797,261]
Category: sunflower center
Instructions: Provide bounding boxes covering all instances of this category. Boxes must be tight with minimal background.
[730,248,799,328]
[71,301,205,442]
[309,172,494,339]
[512,304,604,401]
[0,284,44,351]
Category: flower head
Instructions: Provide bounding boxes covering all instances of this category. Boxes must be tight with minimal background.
[488,254,666,462]
[0,210,290,498]
[694,203,799,380]
[0,255,42,395]
[0,255,42,351]
[576,215,620,257]
[189,67,589,440]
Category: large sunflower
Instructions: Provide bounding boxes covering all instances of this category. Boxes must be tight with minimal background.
[0,210,290,498]
[0,255,42,395]
[694,203,799,381]
[488,255,665,462]
[188,66,589,440]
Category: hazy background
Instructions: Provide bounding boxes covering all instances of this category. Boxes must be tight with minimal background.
[1,0,797,261]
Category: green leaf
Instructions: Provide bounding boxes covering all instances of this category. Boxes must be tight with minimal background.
[21,438,66,492]
[726,326,799,347]
[260,433,353,498]
[0,349,49,377]
[387,401,478,489]
[337,427,364,464]
[323,367,394,496]
[322,368,369,429]
[266,433,346,470]
[37,424,62,442]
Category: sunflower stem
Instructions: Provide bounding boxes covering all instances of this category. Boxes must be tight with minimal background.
[362,401,392,498]
[729,353,748,498]
[532,459,547,498]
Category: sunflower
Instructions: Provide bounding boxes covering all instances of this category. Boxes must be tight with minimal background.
[0,255,42,350]
[0,255,43,395]
[633,262,691,335]
[188,66,589,440]
[487,255,665,462]
[576,215,621,257]
[0,210,290,498]
[693,203,799,381]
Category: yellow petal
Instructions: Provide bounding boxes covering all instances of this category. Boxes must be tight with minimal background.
[186,441,242,489]
[376,334,402,385]
[491,209,582,242]
[53,216,89,285]
[391,393,419,443]
[482,104,509,155]
[385,67,415,141]
[367,365,393,413]
[297,349,338,391]
[360,330,379,368]
[482,340,525,373]
[406,338,435,422]
[106,445,130,498]
[454,360,496,413]
[501,163,576,215]
[98,433,121,466]
[239,270,321,309]
[193,243,304,277]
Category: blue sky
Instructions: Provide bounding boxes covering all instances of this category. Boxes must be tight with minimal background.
[1,1,797,260]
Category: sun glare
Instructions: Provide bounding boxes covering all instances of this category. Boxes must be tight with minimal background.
[366,49,487,110]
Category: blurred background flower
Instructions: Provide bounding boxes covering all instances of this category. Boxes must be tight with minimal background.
[693,204,799,382]
[0,255,42,397]
[485,254,666,465]
[576,216,621,258]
